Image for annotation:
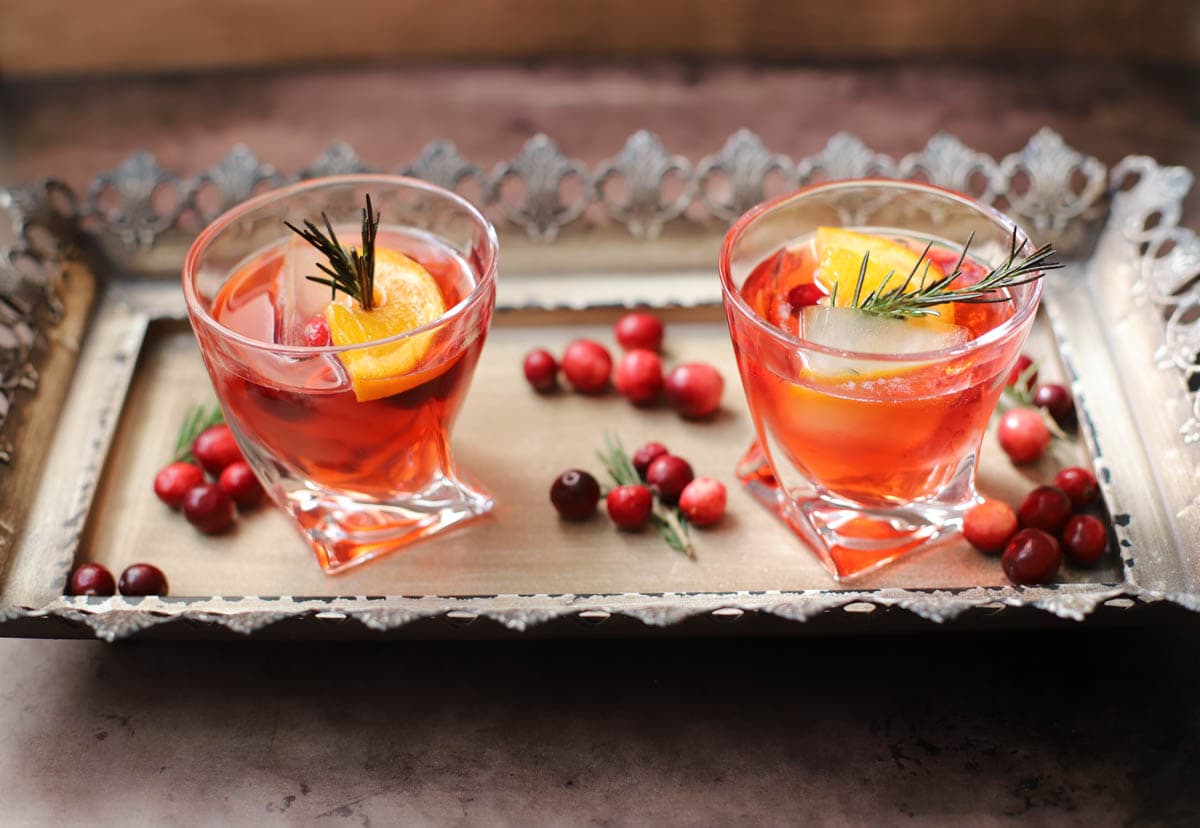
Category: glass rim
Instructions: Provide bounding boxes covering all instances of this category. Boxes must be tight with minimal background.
[182,173,499,356]
[718,178,1046,363]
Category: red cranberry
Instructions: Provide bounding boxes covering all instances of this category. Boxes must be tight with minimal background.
[1054,466,1099,509]
[614,312,664,352]
[68,563,116,597]
[192,424,243,475]
[153,461,205,509]
[1018,486,1072,534]
[523,348,558,392]
[182,483,236,534]
[550,469,601,521]
[664,363,724,419]
[118,563,169,597]
[561,340,612,394]
[614,349,664,405]
[646,455,694,503]
[678,477,727,527]
[1061,514,1109,565]
[1002,528,1062,585]
[301,313,332,347]
[997,408,1050,464]
[1034,383,1077,430]
[962,499,1018,554]
[787,283,824,309]
[219,461,264,508]
[632,442,669,479]
[606,485,654,530]
[1006,354,1038,390]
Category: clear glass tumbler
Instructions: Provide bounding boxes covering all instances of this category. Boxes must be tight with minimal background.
[184,175,498,574]
[719,180,1044,579]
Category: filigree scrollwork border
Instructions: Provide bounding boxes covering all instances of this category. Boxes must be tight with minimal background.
[1,583,1171,641]
[1111,157,1200,442]
[14,128,1109,251]
[0,180,74,464]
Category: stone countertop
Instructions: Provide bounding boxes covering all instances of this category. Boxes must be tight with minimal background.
[2,61,1199,825]
[3,629,1199,825]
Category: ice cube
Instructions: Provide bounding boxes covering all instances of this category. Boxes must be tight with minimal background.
[273,236,342,345]
[800,306,969,377]
[266,237,350,390]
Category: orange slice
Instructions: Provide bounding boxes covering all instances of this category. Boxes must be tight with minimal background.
[325,247,447,402]
[813,227,953,323]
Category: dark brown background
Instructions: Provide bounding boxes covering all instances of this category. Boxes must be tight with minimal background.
[2,1,1199,824]
[3,0,1199,74]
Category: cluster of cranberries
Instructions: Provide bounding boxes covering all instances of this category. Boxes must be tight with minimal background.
[153,423,263,533]
[524,312,725,420]
[964,466,1108,585]
[996,355,1077,464]
[967,353,1111,585]
[550,441,727,532]
[66,422,266,598]
[67,561,169,598]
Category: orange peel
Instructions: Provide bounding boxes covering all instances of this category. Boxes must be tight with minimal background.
[325,248,447,402]
[813,227,954,323]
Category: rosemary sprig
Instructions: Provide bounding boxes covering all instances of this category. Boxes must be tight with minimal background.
[283,194,381,311]
[848,228,1061,319]
[597,433,696,560]
[171,403,224,463]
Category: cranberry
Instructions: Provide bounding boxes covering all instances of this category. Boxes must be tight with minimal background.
[523,348,558,392]
[182,483,236,534]
[787,283,824,309]
[997,408,1050,464]
[1018,486,1072,534]
[1054,466,1099,509]
[614,349,664,405]
[632,442,669,479]
[153,461,205,509]
[192,424,243,475]
[1061,514,1109,565]
[1034,383,1077,430]
[219,461,264,508]
[550,469,601,521]
[614,312,664,352]
[678,477,727,527]
[68,563,116,597]
[664,363,724,419]
[119,563,169,597]
[646,455,694,503]
[606,485,654,530]
[561,340,612,394]
[1002,528,1062,585]
[962,499,1019,554]
[1006,354,1038,390]
[301,313,332,347]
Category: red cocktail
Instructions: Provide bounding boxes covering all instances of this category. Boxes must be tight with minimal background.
[184,177,497,574]
[720,181,1049,579]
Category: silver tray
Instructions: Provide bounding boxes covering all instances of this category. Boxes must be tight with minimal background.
[1,128,1197,641]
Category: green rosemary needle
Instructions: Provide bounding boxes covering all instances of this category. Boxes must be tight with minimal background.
[283,194,381,311]
[847,228,1061,320]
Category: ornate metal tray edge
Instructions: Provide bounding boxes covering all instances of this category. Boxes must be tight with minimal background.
[2,128,1198,641]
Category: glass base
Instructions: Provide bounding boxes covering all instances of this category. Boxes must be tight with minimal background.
[281,473,494,574]
[737,441,967,580]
